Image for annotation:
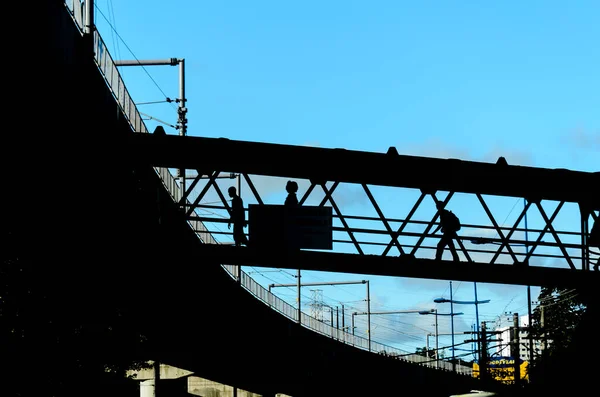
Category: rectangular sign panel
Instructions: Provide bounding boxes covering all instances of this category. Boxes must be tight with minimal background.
[248,204,333,250]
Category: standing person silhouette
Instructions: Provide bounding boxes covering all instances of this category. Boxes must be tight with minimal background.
[433,201,460,262]
[590,216,599,271]
[284,180,300,249]
[228,186,248,246]
[284,180,299,207]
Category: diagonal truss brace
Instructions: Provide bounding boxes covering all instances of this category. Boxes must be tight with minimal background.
[362,184,405,256]
[535,201,575,270]
[177,168,592,273]
[316,181,364,255]
[521,201,566,266]
[477,193,520,264]
[381,192,426,257]
[410,192,455,258]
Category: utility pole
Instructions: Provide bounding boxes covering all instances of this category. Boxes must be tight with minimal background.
[366,280,371,352]
[434,311,439,368]
[335,306,340,340]
[114,57,188,187]
[473,282,481,358]
[319,304,337,338]
[512,313,521,386]
[84,0,94,35]
[541,305,547,353]
[297,269,301,324]
[450,281,456,373]
[524,198,534,374]
[480,322,488,382]
[341,303,345,342]
[329,307,334,337]
[153,360,160,397]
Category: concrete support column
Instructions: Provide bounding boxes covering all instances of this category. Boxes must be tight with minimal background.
[140,379,155,397]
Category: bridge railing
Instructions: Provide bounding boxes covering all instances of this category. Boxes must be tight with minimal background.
[65,0,472,376]
[65,1,148,135]
[223,263,472,375]
[65,0,85,30]
[92,32,148,135]
[188,203,591,270]
[66,1,217,243]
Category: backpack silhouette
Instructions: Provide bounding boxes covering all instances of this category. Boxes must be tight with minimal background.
[445,211,461,232]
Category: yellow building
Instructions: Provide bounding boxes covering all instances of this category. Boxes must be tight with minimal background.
[472,357,528,384]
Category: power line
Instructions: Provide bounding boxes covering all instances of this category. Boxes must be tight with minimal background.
[94,4,176,111]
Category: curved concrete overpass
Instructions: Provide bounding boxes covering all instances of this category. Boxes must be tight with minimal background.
[31,2,546,395]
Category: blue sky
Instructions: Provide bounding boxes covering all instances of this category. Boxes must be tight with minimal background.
[91,0,598,358]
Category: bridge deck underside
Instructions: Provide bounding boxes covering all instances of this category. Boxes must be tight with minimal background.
[196,243,599,288]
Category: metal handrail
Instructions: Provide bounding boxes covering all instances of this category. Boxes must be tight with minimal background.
[64,0,472,375]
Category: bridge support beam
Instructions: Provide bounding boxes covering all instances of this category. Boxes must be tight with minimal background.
[193,244,599,289]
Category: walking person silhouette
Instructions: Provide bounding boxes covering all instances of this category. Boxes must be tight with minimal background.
[433,201,461,262]
[228,186,249,246]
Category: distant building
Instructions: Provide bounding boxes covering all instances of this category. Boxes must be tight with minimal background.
[473,316,541,383]
[493,315,544,362]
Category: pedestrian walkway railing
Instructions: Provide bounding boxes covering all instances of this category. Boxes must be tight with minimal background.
[64,0,472,376]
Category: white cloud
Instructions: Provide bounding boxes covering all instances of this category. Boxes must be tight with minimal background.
[400,137,535,166]
[401,138,472,160]
[561,127,600,151]
[481,145,534,167]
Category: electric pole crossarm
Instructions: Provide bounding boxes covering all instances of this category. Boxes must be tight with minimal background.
[353,310,423,315]
[269,280,367,288]
[114,58,180,66]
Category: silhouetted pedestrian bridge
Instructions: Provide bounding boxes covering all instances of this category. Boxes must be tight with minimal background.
[60,2,599,395]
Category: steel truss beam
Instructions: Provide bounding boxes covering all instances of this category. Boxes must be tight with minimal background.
[181,169,597,272]
[128,133,599,208]
[127,133,599,282]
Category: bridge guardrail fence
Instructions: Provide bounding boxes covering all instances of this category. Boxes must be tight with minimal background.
[64,0,472,376]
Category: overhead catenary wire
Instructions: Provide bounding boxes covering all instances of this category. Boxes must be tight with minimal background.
[94,4,179,121]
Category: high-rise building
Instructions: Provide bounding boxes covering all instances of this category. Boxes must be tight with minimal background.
[493,315,544,362]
